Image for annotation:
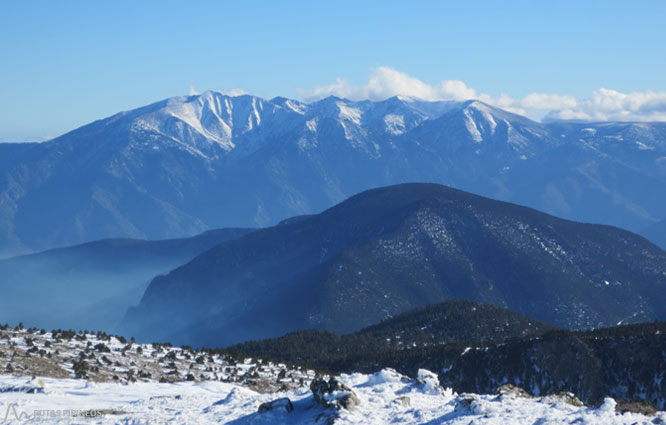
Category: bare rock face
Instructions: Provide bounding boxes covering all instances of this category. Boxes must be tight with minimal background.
[310,376,360,411]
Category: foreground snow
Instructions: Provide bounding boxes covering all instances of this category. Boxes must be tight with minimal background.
[1,370,663,424]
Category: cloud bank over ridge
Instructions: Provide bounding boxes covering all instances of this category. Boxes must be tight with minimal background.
[297,67,666,123]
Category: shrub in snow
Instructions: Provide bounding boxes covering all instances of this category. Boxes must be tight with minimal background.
[94,343,110,353]
[72,359,88,379]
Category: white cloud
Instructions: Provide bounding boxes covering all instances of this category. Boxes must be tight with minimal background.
[545,88,666,122]
[193,87,248,97]
[520,93,578,110]
[297,67,666,122]
[298,67,477,102]
[221,88,249,97]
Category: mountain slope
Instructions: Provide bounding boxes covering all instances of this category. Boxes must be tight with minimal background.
[1,93,665,257]
[121,183,666,347]
[226,314,666,410]
[226,300,555,365]
[0,227,253,332]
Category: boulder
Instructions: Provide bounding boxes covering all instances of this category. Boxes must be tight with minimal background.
[258,397,294,414]
[454,393,483,415]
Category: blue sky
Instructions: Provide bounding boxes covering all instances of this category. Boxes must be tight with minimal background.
[1,0,665,141]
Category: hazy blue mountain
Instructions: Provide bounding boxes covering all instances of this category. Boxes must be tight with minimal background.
[121,183,666,347]
[1,92,665,257]
[0,227,253,332]
[642,218,666,250]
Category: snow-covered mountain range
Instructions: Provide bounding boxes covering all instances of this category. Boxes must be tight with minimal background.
[1,91,665,257]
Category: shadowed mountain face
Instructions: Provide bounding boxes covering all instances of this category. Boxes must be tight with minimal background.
[1,92,665,257]
[0,227,253,332]
[121,183,666,347]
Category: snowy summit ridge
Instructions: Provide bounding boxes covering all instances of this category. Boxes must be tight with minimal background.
[0,90,665,257]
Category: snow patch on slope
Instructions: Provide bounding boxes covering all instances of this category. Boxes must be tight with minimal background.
[464,109,483,142]
[470,102,498,134]
[383,114,406,135]
[337,102,362,125]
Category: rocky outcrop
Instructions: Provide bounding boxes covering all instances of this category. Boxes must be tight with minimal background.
[545,392,584,407]
[417,369,443,395]
[310,376,360,411]
[495,384,532,399]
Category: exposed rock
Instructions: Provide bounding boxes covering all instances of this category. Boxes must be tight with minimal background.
[395,396,411,408]
[615,399,658,416]
[454,393,482,414]
[258,397,294,414]
[311,376,360,411]
[544,391,584,407]
[313,412,339,425]
[495,384,532,399]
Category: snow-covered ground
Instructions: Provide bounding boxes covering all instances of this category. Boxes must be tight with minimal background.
[1,369,663,424]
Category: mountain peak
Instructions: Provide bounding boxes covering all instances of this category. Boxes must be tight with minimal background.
[270,96,307,114]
